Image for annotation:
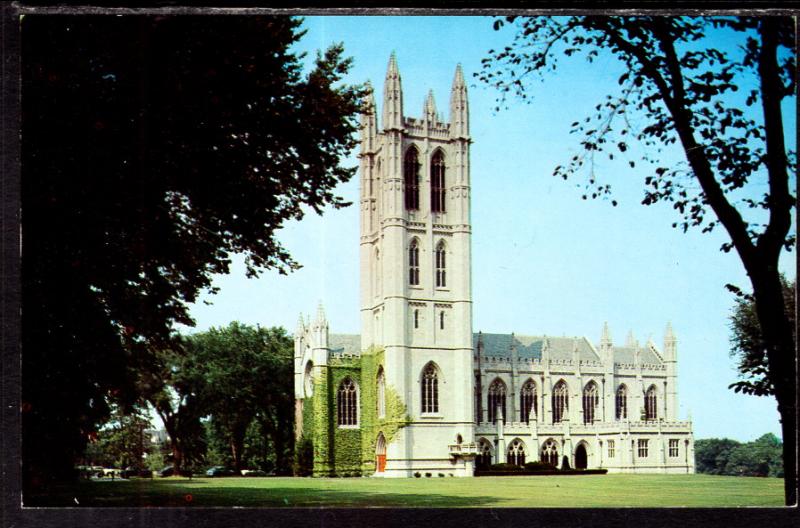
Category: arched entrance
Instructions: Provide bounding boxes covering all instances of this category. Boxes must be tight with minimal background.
[375,433,386,473]
[575,443,588,470]
[476,438,493,470]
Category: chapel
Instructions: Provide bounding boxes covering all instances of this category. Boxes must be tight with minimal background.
[293,54,695,477]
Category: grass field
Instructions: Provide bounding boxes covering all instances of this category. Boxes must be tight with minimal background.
[25,474,785,508]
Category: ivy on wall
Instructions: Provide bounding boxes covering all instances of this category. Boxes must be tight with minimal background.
[298,347,410,477]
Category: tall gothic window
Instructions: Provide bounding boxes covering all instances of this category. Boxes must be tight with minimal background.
[414,309,419,329]
[520,380,537,423]
[409,239,420,286]
[404,148,420,210]
[421,363,439,414]
[507,439,526,467]
[488,378,507,424]
[337,377,358,427]
[645,385,658,421]
[431,150,446,213]
[376,368,386,419]
[541,439,559,467]
[608,439,616,458]
[583,381,599,424]
[616,384,628,420]
[439,311,445,330]
[475,374,483,423]
[435,241,446,287]
[552,380,568,424]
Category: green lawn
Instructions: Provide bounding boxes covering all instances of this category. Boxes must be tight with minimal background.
[26,474,784,508]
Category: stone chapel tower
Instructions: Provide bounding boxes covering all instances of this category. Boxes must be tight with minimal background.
[358,54,476,476]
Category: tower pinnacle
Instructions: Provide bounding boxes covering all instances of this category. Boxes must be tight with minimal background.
[449,63,469,138]
[382,53,403,131]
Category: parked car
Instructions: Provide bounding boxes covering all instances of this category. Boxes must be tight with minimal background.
[159,465,175,477]
[241,469,268,477]
[205,466,239,477]
[121,466,152,479]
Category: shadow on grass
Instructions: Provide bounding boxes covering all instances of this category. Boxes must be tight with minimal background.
[25,479,499,508]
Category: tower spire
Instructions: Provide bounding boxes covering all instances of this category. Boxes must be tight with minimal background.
[449,63,469,139]
[382,52,403,131]
[600,321,612,347]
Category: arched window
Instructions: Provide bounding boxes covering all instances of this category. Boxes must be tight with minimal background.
[477,439,493,469]
[337,377,358,427]
[507,439,526,467]
[439,311,445,330]
[541,439,559,467]
[421,363,439,414]
[645,385,658,421]
[404,148,420,210]
[488,378,507,424]
[435,241,446,288]
[583,381,599,424]
[616,384,628,420]
[304,361,314,398]
[431,150,446,213]
[552,380,569,424]
[376,367,386,419]
[414,309,419,329]
[520,380,537,423]
[409,239,420,286]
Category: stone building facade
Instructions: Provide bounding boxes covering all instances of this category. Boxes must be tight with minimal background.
[293,55,695,477]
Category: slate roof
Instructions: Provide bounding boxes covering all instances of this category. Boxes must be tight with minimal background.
[613,344,663,365]
[474,332,664,366]
[474,333,600,362]
[329,334,361,355]
[326,332,664,365]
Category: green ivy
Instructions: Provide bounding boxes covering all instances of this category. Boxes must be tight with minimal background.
[298,347,409,477]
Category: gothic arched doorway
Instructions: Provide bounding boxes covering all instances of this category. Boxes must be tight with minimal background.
[375,433,386,473]
[575,443,588,470]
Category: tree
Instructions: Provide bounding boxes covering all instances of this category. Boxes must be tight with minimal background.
[140,344,209,476]
[729,277,795,397]
[694,437,741,475]
[83,406,153,469]
[479,15,796,504]
[695,434,783,477]
[182,323,294,473]
[22,15,364,489]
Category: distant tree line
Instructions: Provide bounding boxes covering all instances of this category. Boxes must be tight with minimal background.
[694,434,783,478]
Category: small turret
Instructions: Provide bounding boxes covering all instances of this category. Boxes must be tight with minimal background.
[664,322,677,361]
[449,63,469,139]
[625,330,637,348]
[360,82,377,155]
[382,53,403,131]
[311,301,329,350]
[423,89,437,124]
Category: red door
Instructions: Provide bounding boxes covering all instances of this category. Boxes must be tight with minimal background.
[376,454,386,473]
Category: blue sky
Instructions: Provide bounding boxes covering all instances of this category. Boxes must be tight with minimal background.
[183,16,795,442]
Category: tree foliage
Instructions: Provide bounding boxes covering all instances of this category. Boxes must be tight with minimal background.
[183,323,294,473]
[695,434,783,478]
[479,15,796,504]
[22,15,364,487]
[729,277,795,397]
[82,406,153,470]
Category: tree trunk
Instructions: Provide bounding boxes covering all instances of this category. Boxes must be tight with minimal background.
[751,271,797,505]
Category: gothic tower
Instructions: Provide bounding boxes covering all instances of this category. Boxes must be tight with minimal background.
[359,54,475,476]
